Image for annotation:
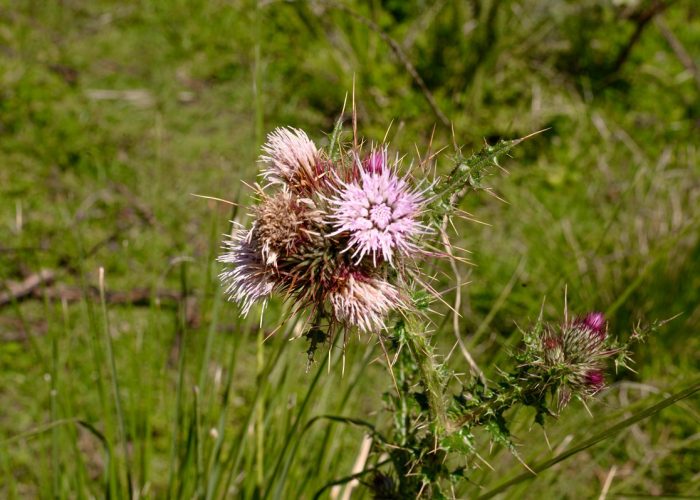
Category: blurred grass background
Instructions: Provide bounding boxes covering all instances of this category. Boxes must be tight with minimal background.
[1,0,698,498]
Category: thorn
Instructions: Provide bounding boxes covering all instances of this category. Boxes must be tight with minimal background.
[543,428,552,451]
[483,188,509,204]
[580,398,593,418]
[513,450,536,475]
[352,74,358,152]
[513,127,551,145]
[190,193,239,206]
[657,311,683,326]
[474,451,495,471]
[382,119,394,144]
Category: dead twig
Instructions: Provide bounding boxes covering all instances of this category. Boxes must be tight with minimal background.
[609,0,671,77]
[323,2,450,128]
[40,285,198,326]
[655,15,700,93]
[38,285,182,306]
[0,270,56,306]
[0,274,199,326]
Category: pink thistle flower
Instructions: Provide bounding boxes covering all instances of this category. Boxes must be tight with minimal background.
[218,228,275,316]
[260,127,320,191]
[328,150,428,265]
[585,370,605,391]
[363,149,385,174]
[329,272,401,332]
[575,312,607,340]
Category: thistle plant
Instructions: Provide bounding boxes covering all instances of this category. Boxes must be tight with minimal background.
[217,117,651,497]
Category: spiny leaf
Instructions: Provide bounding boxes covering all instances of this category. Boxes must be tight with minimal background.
[432,138,519,199]
[327,113,346,161]
[441,428,475,455]
[428,130,546,222]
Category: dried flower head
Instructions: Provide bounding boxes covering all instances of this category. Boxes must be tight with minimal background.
[252,189,323,266]
[328,151,428,265]
[329,271,402,332]
[218,228,275,315]
[260,127,321,191]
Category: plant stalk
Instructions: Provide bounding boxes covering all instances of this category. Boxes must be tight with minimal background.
[403,315,447,433]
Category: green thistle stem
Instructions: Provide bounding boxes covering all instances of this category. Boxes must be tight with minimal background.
[428,138,523,219]
[402,314,448,433]
[454,370,561,430]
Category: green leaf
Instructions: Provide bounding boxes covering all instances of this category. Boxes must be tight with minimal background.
[327,112,345,161]
[441,428,475,455]
[428,130,546,222]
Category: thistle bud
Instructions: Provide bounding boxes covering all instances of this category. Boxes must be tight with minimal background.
[535,311,617,409]
[575,312,606,340]
[542,332,564,365]
[562,312,608,361]
[363,149,386,174]
[585,370,605,391]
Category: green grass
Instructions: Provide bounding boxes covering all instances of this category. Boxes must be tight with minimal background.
[1,0,699,498]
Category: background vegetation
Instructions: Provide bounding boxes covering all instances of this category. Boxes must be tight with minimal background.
[1,0,698,497]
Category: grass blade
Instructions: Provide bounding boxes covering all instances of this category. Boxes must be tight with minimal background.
[265,350,330,499]
[312,458,392,500]
[99,268,133,498]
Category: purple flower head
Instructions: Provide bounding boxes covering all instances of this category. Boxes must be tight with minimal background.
[585,370,605,391]
[218,228,275,316]
[575,312,607,340]
[328,159,428,265]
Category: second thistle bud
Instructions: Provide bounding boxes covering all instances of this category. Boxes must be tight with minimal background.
[575,311,607,340]
[585,370,605,392]
[562,312,608,362]
[533,311,615,410]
